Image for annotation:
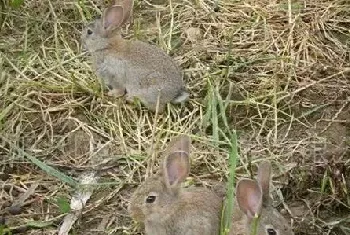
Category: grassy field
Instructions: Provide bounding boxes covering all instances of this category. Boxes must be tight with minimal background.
[1,0,349,234]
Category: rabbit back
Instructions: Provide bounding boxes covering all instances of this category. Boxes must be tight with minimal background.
[102,39,187,110]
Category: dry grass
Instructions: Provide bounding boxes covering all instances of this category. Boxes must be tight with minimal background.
[0,0,349,234]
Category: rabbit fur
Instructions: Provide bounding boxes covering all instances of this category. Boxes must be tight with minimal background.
[128,134,294,235]
[128,135,223,235]
[232,161,294,235]
[81,0,189,113]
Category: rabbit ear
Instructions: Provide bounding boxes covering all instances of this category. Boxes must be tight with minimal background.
[119,0,133,25]
[102,5,125,32]
[104,0,133,31]
[257,161,272,206]
[236,179,262,219]
[164,134,191,156]
[163,135,191,187]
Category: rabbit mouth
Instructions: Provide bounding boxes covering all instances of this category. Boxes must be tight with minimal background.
[130,210,145,222]
[128,204,145,222]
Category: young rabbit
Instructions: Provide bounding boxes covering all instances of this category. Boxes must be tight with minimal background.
[128,135,223,235]
[233,161,294,235]
[81,0,189,113]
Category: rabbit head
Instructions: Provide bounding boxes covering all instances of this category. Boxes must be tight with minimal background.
[81,0,133,53]
[128,135,191,223]
[235,161,294,235]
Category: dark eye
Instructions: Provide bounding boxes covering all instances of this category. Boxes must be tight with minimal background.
[267,228,277,235]
[145,195,156,203]
[87,29,93,35]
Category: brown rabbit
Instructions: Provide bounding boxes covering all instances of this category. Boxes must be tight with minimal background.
[81,0,189,113]
[232,161,294,235]
[128,135,222,235]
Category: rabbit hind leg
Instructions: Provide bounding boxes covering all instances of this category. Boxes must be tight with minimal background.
[140,91,166,113]
[144,101,165,113]
[126,91,165,113]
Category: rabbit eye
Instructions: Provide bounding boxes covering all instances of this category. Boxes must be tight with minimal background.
[87,29,93,35]
[145,195,156,203]
[267,228,277,235]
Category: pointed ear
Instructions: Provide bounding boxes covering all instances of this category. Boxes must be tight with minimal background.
[163,151,190,187]
[102,5,125,32]
[257,161,271,205]
[163,134,191,156]
[162,135,191,187]
[120,0,133,25]
[236,179,262,219]
[106,0,133,29]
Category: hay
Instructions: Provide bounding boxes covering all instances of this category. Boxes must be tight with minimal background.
[0,0,349,234]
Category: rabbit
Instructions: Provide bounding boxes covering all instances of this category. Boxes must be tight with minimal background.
[232,161,294,235]
[128,135,223,235]
[81,0,189,113]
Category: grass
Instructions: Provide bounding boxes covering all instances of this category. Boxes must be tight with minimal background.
[1,0,350,234]
[2,138,78,187]
[220,131,238,235]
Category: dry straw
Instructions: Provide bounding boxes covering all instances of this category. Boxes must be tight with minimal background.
[0,0,349,234]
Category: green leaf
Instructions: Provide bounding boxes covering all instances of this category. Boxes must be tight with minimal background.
[9,0,24,9]
[55,196,71,214]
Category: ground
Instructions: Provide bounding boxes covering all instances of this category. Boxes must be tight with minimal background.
[0,0,349,234]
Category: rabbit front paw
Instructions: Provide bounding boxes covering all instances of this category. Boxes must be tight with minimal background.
[107,88,126,97]
[125,93,136,103]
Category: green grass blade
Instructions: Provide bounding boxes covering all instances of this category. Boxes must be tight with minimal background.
[203,79,213,132]
[3,138,78,187]
[18,148,78,187]
[26,220,53,229]
[211,84,219,146]
[250,215,259,235]
[216,87,232,140]
[321,169,328,194]
[220,131,238,235]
